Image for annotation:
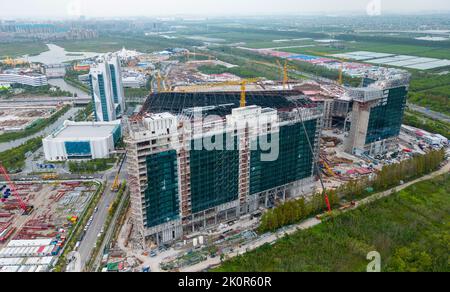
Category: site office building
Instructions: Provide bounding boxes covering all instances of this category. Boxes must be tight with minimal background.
[126,105,322,245]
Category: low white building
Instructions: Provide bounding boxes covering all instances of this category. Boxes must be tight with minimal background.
[43,120,122,161]
[0,73,48,87]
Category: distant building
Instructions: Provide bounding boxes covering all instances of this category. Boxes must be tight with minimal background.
[73,63,91,72]
[89,54,125,122]
[122,76,146,88]
[43,64,67,79]
[0,72,48,87]
[43,120,122,161]
[122,70,147,88]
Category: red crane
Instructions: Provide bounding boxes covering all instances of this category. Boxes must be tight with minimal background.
[0,164,33,215]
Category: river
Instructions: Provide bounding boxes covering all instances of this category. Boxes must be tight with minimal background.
[0,77,89,152]
[48,78,90,99]
[0,44,96,152]
[20,44,100,65]
[0,107,79,152]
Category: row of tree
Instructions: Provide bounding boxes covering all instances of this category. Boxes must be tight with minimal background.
[258,149,446,233]
[258,191,339,233]
[373,149,445,191]
[0,137,42,171]
[68,157,117,174]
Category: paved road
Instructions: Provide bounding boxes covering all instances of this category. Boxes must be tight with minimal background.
[407,103,450,123]
[76,156,128,270]
[77,171,117,269]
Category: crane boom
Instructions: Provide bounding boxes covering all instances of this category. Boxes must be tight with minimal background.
[240,80,247,108]
[176,78,261,108]
[0,164,30,213]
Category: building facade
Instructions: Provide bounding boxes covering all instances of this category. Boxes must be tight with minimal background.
[0,73,48,87]
[89,54,125,122]
[107,54,125,116]
[345,71,411,156]
[43,120,122,161]
[126,105,322,245]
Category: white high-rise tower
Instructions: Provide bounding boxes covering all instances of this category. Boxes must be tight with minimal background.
[89,53,125,122]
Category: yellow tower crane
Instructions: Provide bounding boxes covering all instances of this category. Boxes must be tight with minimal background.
[276,59,291,90]
[177,78,262,108]
[309,51,347,85]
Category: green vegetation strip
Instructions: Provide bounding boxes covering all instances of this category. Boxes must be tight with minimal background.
[74,102,94,122]
[0,105,71,143]
[215,172,450,272]
[0,137,42,171]
[403,110,450,139]
[258,149,445,233]
[68,157,117,174]
[85,182,127,271]
[408,72,450,116]
[0,84,72,98]
[64,77,90,93]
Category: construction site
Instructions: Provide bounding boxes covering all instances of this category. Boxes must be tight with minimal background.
[93,49,450,272]
[0,104,61,133]
[0,178,99,272]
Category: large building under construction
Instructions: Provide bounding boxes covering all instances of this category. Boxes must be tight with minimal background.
[125,91,322,245]
[345,69,411,155]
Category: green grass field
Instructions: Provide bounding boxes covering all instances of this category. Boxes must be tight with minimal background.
[0,42,49,58]
[54,35,202,54]
[277,41,450,60]
[214,173,450,272]
[403,110,450,139]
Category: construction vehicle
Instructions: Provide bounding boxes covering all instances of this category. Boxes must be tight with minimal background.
[111,152,127,192]
[0,164,34,215]
[42,173,58,180]
[321,159,336,177]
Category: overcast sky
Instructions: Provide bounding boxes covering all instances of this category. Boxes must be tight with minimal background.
[1,0,450,18]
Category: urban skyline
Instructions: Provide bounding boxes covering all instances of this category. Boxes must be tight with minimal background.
[2,0,450,18]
